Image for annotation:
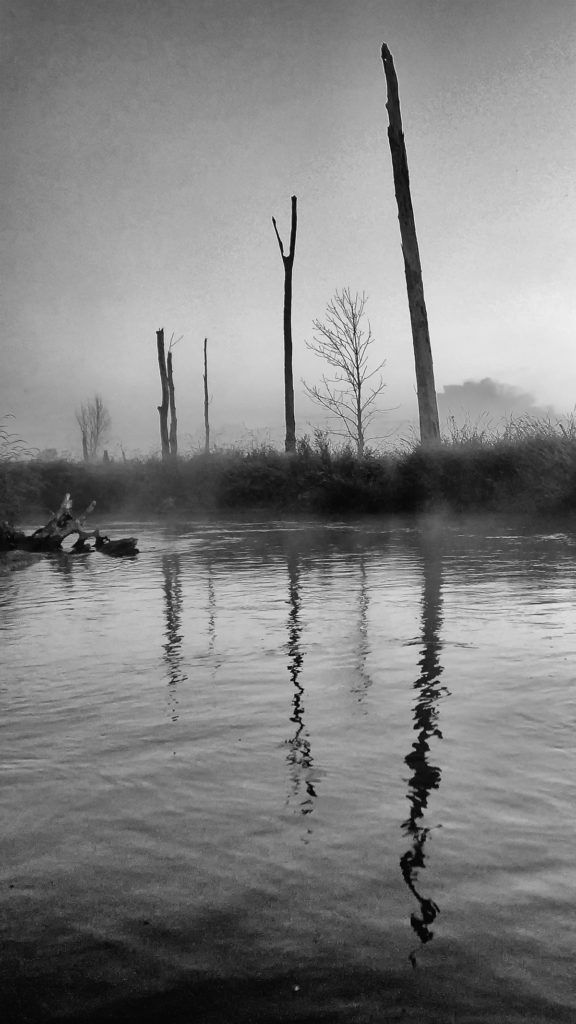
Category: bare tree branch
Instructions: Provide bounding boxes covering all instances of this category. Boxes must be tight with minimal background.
[272,217,285,258]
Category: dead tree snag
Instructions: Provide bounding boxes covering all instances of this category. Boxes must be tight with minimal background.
[272,195,297,453]
[156,328,170,461]
[381,43,440,446]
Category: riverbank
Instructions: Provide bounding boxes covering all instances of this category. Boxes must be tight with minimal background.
[2,427,576,521]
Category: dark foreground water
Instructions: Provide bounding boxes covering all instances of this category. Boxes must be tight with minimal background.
[1,517,575,1023]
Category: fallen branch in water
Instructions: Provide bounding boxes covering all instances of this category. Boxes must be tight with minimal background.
[0,494,97,552]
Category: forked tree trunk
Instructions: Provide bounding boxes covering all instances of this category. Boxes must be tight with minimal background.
[381,44,440,446]
[156,328,170,461]
[167,349,178,459]
[203,337,210,454]
[272,195,297,453]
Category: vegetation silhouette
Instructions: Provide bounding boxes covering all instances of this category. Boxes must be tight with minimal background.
[3,416,576,522]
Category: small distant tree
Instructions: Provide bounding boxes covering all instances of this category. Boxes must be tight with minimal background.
[303,288,386,456]
[75,394,111,462]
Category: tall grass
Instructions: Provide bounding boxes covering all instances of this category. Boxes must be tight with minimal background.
[2,416,576,522]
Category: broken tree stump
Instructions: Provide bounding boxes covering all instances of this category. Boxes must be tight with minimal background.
[0,494,97,553]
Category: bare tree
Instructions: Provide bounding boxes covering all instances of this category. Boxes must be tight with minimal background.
[75,395,111,462]
[272,195,297,453]
[303,289,386,456]
[381,43,440,445]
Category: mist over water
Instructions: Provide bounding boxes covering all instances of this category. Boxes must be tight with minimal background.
[1,518,575,1023]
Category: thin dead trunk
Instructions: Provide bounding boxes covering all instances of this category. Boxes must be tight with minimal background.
[381,44,440,446]
[272,195,297,453]
[203,337,210,454]
[167,349,178,458]
[156,328,170,461]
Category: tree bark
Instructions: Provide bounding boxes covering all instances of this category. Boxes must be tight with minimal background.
[203,337,210,454]
[156,328,170,461]
[381,44,440,446]
[272,195,297,453]
[167,349,178,458]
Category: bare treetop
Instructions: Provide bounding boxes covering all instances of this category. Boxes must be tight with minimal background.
[303,288,387,455]
[75,394,111,462]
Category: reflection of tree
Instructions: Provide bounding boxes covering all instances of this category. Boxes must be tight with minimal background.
[161,554,187,722]
[400,540,448,963]
[285,552,317,817]
[351,553,372,704]
[207,568,216,656]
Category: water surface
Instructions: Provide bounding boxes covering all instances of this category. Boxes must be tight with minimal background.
[1,518,575,1022]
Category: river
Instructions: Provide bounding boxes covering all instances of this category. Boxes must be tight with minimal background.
[1,517,575,1022]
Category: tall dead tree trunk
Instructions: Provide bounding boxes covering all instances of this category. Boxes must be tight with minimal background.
[381,44,440,446]
[203,337,210,454]
[167,349,178,458]
[272,195,297,453]
[156,328,170,461]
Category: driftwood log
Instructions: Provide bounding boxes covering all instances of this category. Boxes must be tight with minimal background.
[0,494,97,553]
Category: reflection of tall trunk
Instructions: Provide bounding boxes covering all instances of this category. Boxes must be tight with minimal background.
[161,554,187,720]
[352,554,372,702]
[400,538,447,963]
[285,551,317,817]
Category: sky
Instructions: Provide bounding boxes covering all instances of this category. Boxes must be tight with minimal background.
[2,0,575,456]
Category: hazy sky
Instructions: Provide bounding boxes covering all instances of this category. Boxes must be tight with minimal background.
[2,0,575,455]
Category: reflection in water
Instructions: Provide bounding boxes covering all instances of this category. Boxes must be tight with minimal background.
[400,539,448,964]
[207,569,216,656]
[351,554,372,704]
[161,554,188,722]
[48,551,89,588]
[285,552,317,821]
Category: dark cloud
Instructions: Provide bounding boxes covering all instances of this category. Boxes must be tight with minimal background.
[437,378,555,428]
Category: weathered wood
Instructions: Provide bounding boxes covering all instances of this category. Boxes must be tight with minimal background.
[167,349,178,458]
[203,337,210,454]
[0,495,97,552]
[381,44,440,446]
[156,328,170,461]
[272,195,297,453]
